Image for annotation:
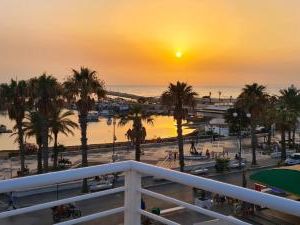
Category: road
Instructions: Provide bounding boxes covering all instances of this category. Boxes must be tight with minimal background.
[1,164,299,225]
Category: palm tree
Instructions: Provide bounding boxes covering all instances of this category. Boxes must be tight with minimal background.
[278,85,300,148]
[23,111,44,173]
[30,74,60,172]
[224,107,250,135]
[49,107,78,169]
[261,96,278,150]
[275,102,297,160]
[119,105,153,161]
[161,82,198,172]
[126,128,133,142]
[276,85,300,159]
[64,67,105,193]
[1,80,29,175]
[236,83,268,165]
[218,91,222,102]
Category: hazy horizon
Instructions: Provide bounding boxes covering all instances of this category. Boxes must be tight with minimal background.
[1,0,300,86]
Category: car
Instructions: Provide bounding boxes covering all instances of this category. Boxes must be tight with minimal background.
[259,188,287,209]
[229,160,246,168]
[285,153,300,165]
[190,168,208,175]
[194,197,213,209]
[89,180,113,192]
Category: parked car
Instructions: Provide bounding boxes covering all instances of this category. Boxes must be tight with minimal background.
[190,168,208,175]
[229,160,246,168]
[285,153,300,166]
[89,177,113,192]
[194,196,213,209]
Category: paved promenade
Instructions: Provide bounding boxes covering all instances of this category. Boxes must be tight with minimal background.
[0,135,271,179]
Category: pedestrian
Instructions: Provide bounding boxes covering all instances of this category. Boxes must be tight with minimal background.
[8,192,16,209]
[206,149,210,158]
[141,198,146,210]
[190,141,197,154]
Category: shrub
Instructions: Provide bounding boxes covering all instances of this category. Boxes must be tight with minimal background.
[215,157,230,172]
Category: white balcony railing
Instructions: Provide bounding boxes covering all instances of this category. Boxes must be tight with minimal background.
[0,160,299,225]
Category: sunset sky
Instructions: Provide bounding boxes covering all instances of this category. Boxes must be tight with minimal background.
[0,0,300,86]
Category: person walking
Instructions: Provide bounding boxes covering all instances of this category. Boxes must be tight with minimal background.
[8,192,17,210]
[190,141,197,154]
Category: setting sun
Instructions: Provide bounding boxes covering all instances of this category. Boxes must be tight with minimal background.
[175,51,183,58]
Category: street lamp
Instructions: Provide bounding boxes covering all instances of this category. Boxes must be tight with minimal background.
[107,116,117,162]
[233,112,251,168]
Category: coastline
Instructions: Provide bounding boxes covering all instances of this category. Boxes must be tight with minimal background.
[0,129,199,158]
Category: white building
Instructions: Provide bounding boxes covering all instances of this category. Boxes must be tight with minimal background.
[205,118,229,137]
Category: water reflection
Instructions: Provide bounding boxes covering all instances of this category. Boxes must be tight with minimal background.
[0,112,192,151]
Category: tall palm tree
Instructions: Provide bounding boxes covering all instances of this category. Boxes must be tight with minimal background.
[30,74,60,172]
[64,67,105,193]
[261,96,277,150]
[278,85,300,148]
[276,85,300,159]
[49,107,78,169]
[23,111,44,173]
[119,105,153,161]
[236,83,268,165]
[161,82,198,172]
[1,80,29,175]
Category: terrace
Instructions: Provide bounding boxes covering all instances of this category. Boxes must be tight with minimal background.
[0,160,299,225]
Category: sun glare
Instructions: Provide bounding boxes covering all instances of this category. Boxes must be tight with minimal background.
[175,51,183,58]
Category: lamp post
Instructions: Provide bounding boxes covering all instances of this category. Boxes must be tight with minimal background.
[107,116,117,162]
[233,112,251,168]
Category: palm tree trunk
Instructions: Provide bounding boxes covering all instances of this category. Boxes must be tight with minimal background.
[53,132,58,169]
[292,127,296,148]
[176,118,185,172]
[267,127,272,151]
[135,121,142,161]
[79,113,89,193]
[281,128,287,161]
[37,144,42,174]
[16,120,25,175]
[250,124,257,165]
[288,129,291,148]
[135,137,141,161]
[41,118,49,172]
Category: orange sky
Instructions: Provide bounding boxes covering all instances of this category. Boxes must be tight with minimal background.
[0,0,300,86]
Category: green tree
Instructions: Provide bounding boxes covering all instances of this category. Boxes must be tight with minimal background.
[224,107,250,134]
[161,82,197,172]
[64,67,105,193]
[236,83,268,165]
[1,80,29,175]
[49,107,78,169]
[278,85,300,148]
[30,74,61,172]
[23,111,45,173]
[276,85,300,159]
[261,96,278,150]
[119,104,153,161]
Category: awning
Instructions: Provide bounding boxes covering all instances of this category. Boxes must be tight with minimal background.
[250,166,300,196]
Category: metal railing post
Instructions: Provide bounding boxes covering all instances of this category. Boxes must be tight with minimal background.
[124,170,141,225]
